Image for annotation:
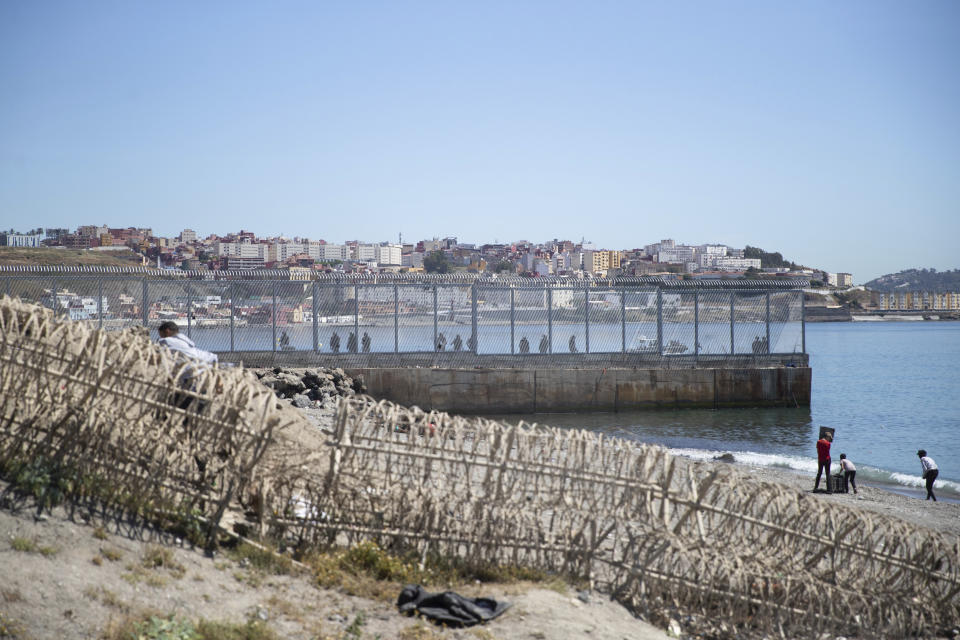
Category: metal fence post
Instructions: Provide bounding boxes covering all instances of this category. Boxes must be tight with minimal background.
[766,292,771,354]
[694,289,700,362]
[186,282,193,339]
[394,284,399,353]
[730,291,736,355]
[547,288,553,354]
[432,284,438,353]
[621,289,626,353]
[471,283,478,354]
[97,278,103,330]
[230,282,235,353]
[272,281,278,353]
[312,281,319,353]
[584,286,590,354]
[510,288,515,354]
[656,288,663,356]
[142,279,148,329]
[801,291,806,354]
[354,284,360,353]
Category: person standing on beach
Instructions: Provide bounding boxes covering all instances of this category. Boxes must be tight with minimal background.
[814,433,833,493]
[917,450,939,501]
[839,453,857,494]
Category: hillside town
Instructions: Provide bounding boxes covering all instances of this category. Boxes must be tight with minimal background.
[0,225,848,282]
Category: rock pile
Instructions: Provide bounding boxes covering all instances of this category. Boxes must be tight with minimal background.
[252,367,367,408]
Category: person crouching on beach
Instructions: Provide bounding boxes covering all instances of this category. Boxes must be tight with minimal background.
[814,433,833,493]
[917,449,939,501]
[839,453,857,494]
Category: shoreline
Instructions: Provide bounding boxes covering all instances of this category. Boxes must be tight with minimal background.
[296,401,960,537]
[712,454,960,535]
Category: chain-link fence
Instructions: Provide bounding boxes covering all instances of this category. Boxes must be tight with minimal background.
[0,274,806,361]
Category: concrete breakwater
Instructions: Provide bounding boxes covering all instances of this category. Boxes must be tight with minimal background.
[225,351,811,413]
[347,362,810,413]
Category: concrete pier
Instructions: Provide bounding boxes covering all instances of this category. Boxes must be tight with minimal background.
[348,363,810,413]
[219,351,810,413]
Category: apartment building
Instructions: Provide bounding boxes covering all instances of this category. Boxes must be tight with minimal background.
[880,292,960,311]
[1,233,43,247]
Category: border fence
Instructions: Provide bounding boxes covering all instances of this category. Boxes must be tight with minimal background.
[0,271,806,364]
[0,296,954,639]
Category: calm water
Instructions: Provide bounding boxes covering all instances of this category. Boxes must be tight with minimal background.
[493,321,960,500]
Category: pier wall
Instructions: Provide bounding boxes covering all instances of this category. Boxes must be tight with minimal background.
[219,351,810,412]
[347,363,810,413]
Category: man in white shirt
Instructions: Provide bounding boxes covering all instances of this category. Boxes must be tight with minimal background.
[157,321,218,380]
[917,449,939,502]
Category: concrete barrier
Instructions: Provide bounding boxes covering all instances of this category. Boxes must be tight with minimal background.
[347,364,810,413]
[217,351,810,413]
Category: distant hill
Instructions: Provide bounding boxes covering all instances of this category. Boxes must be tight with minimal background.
[0,247,148,268]
[742,246,802,270]
[864,268,960,292]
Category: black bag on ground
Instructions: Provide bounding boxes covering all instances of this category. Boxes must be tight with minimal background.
[397,584,511,627]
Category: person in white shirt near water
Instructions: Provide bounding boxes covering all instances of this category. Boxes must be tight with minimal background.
[917,450,939,502]
[157,321,218,381]
[838,453,857,494]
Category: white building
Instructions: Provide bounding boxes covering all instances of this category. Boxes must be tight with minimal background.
[268,242,307,262]
[214,241,269,260]
[179,229,197,244]
[3,233,43,248]
[707,257,761,272]
[377,244,402,266]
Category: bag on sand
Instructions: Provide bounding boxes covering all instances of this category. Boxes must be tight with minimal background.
[397,584,511,627]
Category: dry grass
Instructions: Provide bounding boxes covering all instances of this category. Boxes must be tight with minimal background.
[10,535,58,557]
[0,247,146,268]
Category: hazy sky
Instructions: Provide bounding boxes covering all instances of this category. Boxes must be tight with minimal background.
[2,1,958,282]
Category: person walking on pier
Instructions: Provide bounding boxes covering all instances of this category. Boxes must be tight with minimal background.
[329,331,341,353]
[436,332,446,352]
[452,334,463,351]
[917,450,939,501]
[568,334,577,353]
[347,332,358,353]
[361,332,371,353]
[518,336,530,353]
[839,453,857,494]
[814,432,833,493]
[539,334,549,354]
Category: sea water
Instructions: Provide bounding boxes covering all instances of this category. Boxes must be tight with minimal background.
[494,321,960,501]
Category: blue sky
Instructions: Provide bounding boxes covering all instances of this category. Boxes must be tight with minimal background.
[1,1,958,282]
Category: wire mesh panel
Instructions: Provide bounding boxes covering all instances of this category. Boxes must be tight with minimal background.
[229,280,276,351]
[39,277,102,325]
[513,287,551,355]
[356,285,396,353]
[660,291,696,356]
[551,287,588,354]
[436,284,472,356]
[272,280,313,352]
[696,290,733,355]
[315,283,353,354]
[733,291,769,355]
[100,277,146,332]
[146,280,190,341]
[588,289,624,353]
[186,282,233,351]
[623,288,658,354]
[475,285,510,354]
[397,284,437,353]
[770,291,804,354]
[9,277,51,308]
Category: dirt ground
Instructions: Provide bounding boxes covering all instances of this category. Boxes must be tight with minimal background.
[0,495,671,640]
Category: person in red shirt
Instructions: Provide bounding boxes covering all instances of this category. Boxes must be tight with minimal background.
[814,433,833,493]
